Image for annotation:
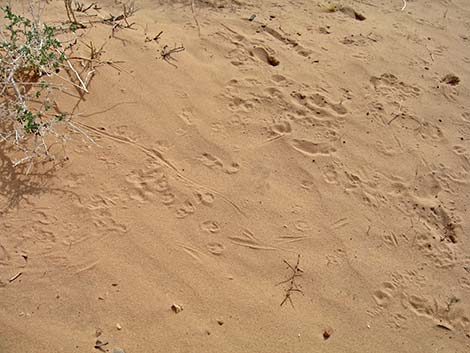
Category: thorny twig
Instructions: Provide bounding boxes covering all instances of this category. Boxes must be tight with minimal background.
[278,254,304,307]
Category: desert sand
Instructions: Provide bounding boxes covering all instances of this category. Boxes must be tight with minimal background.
[1,0,470,352]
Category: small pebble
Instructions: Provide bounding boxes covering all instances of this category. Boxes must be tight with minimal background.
[171,304,183,313]
[323,327,333,340]
[112,348,126,353]
[116,323,122,330]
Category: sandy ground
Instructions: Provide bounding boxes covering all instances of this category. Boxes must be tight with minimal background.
[1,0,470,352]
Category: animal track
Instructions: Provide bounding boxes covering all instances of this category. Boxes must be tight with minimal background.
[459,277,470,289]
[126,163,176,205]
[383,107,444,142]
[201,220,221,234]
[462,111,470,122]
[341,33,381,47]
[370,73,421,101]
[114,124,143,143]
[220,75,347,150]
[271,74,291,86]
[294,220,311,232]
[323,164,340,184]
[228,229,277,251]
[206,242,225,255]
[300,179,315,190]
[414,234,458,268]
[194,191,215,206]
[262,26,314,58]
[178,108,195,125]
[174,191,217,220]
[126,162,218,220]
[175,200,196,219]
[453,145,468,156]
[198,153,240,174]
[161,192,176,205]
[386,312,408,329]
[403,293,469,332]
[370,266,470,337]
[268,119,292,136]
[92,210,128,235]
[250,46,280,67]
[86,194,119,211]
[291,91,348,117]
[373,287,394,307]
[290,138,336,156]
[325,248,346,266]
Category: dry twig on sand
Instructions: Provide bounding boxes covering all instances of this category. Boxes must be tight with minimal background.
[401,0,407,11]
[8,272,23,283]
[102,1,137,36]
[161,44,185,67]
[145,30,163,43]
[74,1,100,13]
[191,0,201,37]
[64,0,86,27]
[278,254,304,307]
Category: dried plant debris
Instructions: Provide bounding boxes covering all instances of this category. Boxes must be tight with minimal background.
[94,339,109,352]
[323,327,333,340]
[103,1,138,35]
[74,2,101,13]
[441,73,460,86]
[278,254,304,307]
[161,44,186,67]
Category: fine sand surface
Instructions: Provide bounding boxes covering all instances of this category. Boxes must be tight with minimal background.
[1,0,470,352]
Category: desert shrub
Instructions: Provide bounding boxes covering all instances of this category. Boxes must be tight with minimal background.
[0,4,85,171]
